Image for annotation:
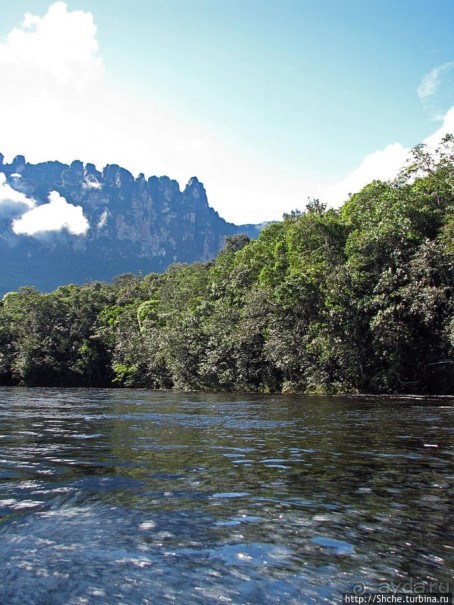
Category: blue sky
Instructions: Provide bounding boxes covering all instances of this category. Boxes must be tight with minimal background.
[0,1,453,224]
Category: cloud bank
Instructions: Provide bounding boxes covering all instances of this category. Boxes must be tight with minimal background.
[0,2,452,224]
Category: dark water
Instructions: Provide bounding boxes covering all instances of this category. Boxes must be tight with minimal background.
[0,389,452,604]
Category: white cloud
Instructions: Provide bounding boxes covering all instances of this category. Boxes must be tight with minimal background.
[324,107,454,207]
[0,1,102,89]
[326,143,409,205]
[0,173,34,209]
[0,2,312,224]
[0,172,87,236]
[0,3,452,225]
[417,62,454,121]
[417,62,454,101]
[12,191,89,236]
[423,105,454,149]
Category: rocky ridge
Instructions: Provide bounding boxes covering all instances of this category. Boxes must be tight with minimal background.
[0,154,262,293]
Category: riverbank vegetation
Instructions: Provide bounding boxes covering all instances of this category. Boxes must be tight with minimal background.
[1,137,453,393]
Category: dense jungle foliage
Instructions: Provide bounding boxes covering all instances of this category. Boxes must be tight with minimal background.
[1,137,453,393]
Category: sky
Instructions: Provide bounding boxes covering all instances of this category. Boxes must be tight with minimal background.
[0,0,453,226]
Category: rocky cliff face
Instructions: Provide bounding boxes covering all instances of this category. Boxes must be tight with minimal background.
[0,155,261,293]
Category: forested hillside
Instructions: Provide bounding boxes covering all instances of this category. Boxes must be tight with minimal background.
[1,137,453,394]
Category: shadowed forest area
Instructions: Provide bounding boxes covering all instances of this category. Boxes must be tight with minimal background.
[1,137,453,394]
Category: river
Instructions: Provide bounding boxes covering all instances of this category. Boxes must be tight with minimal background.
[0,388,452,604]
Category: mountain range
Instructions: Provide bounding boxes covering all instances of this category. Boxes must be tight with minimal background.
[0,154,263,294]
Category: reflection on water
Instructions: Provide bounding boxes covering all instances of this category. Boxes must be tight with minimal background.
[0,388,452,604]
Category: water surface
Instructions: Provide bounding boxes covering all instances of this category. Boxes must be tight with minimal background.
[0,389,452,604]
